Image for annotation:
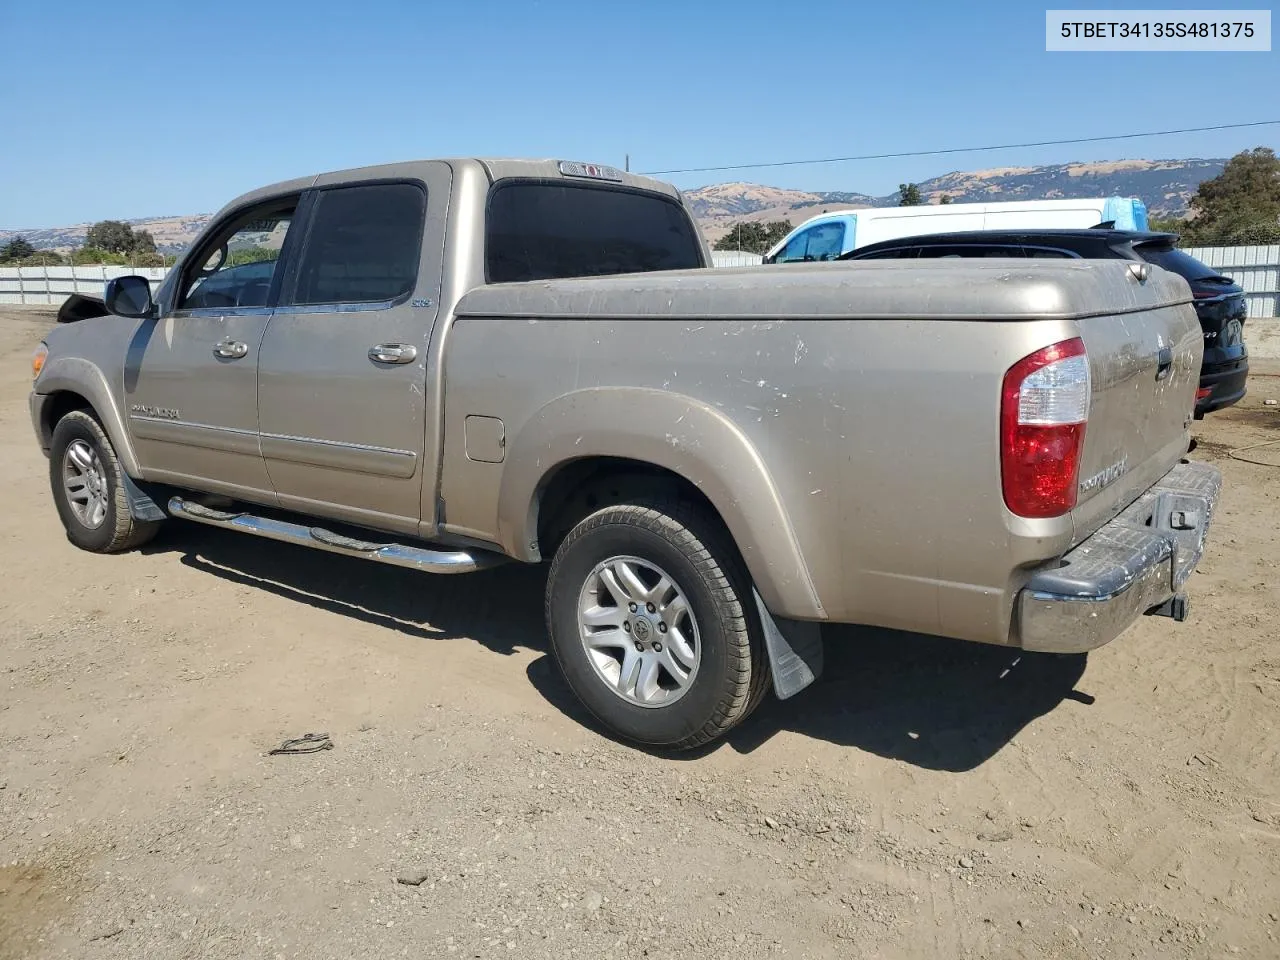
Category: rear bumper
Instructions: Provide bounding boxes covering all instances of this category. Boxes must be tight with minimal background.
[1016,460,1221,654]
[1195,357,1248,416]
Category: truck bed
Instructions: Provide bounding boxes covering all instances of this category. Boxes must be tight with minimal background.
[444,258,1201,644]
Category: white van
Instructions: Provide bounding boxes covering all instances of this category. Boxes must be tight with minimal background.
[761,196,1149,264]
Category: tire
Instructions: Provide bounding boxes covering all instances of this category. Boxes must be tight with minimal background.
[49,410,162,553]
[545,497,770,750]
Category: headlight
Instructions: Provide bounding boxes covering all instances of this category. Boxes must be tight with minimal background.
[32,343,48,381]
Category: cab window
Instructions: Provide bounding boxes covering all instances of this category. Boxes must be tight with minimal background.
[777,222,845,263]
[287,182,426,306]
[178,200,297,311]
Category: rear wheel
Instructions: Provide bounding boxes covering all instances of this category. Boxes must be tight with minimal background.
[545,497,769,750]
[49,410,162,553]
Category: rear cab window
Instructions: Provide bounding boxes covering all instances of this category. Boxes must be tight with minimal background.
[485,181,705,283]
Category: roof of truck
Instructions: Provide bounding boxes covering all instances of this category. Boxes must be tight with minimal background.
[219,158,681,218]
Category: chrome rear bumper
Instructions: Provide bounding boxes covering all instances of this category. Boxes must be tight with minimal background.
[1016,460,1222,654]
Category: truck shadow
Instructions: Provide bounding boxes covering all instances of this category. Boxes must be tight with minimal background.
[527,625,1090,772]
[723,626,1090,771]
[147,525,1090,773]
[146,524,546,657]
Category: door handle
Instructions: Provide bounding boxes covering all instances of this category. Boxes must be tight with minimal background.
[1155,346,1173,381]
[213,339,249,360]
[368,343,418,364]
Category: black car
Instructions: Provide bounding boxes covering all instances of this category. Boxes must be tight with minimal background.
[840,228,1249,417]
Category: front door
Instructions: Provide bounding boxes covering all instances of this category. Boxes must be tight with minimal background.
[257,173,445,536]
[125,197,299,500]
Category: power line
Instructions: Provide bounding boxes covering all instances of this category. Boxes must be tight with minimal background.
[639,120,1280,177]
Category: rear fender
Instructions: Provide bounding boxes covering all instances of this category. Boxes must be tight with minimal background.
[496,387,825,621]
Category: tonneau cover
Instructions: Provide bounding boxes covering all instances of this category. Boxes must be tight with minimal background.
[455,259,1193,322]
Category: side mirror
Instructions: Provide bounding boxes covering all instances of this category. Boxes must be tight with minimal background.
[104,275,154,319]
[762,254,776,265]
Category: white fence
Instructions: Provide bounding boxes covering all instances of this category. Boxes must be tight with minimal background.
[710,250,764,268]
[2,245,1278,318]
[0,265,169,305]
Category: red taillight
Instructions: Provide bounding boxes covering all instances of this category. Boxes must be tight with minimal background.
[1001,337,1090,519]
[1196,387,1213,400]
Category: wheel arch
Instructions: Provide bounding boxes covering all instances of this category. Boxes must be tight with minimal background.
[496,388,825,621]
[36,358,142,477]
[536,457,723,558]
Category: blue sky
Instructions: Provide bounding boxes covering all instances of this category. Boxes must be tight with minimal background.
[2,0,1277,226]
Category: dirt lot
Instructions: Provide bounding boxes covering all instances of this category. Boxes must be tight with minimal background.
[2,306,1278,960]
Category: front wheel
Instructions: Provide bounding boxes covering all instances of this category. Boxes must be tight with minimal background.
[544,498,769,750]
[49,410,162,553]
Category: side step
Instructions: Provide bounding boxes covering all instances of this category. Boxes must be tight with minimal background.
[167,497,500,574]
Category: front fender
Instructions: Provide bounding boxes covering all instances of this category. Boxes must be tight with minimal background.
[35,357,141,478]
[496,387,825,621]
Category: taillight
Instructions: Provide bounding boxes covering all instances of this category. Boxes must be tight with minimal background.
[1001,337,1089,519]
[1196,387,1213,401]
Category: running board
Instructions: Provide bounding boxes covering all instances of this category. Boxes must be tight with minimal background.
[167,497,500,574]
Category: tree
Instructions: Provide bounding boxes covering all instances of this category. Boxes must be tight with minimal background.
[1146,215,1186,236]
[84,220,158,255]
[1,236,36,261]
[71,246,129,266]
[713,220,793,254]
[938,194,953,205]
[18,250,65,266]
[131,229,157,255]
[85,220,137,254]
[226,246,278,267]
[1182,147,1280,245]
[898,183,922,206]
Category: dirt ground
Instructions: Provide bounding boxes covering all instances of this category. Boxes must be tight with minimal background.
[2,305,1278,960]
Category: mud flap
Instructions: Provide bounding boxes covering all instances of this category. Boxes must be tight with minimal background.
[753,587,823,700]
[121,474,167,522]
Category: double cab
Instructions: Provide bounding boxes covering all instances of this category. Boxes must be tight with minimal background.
[30,158,1221,750]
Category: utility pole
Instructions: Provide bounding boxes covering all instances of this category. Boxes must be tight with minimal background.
[625,154,630,172]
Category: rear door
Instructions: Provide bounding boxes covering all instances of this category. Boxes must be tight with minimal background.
[256,169,448,536]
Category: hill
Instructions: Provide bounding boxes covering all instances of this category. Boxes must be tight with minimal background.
[0,215,211,256]
[1,157,1228,253]
[687,157,1225,245]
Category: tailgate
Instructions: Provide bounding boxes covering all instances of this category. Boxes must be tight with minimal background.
[1202,289,1248,354]
[1070,268,1202,544]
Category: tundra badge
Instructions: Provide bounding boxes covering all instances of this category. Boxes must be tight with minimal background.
[1079,457,1128,494]
[130,404,180,419]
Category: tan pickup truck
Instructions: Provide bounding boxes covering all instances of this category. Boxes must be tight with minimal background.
[29,158,1221,750]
